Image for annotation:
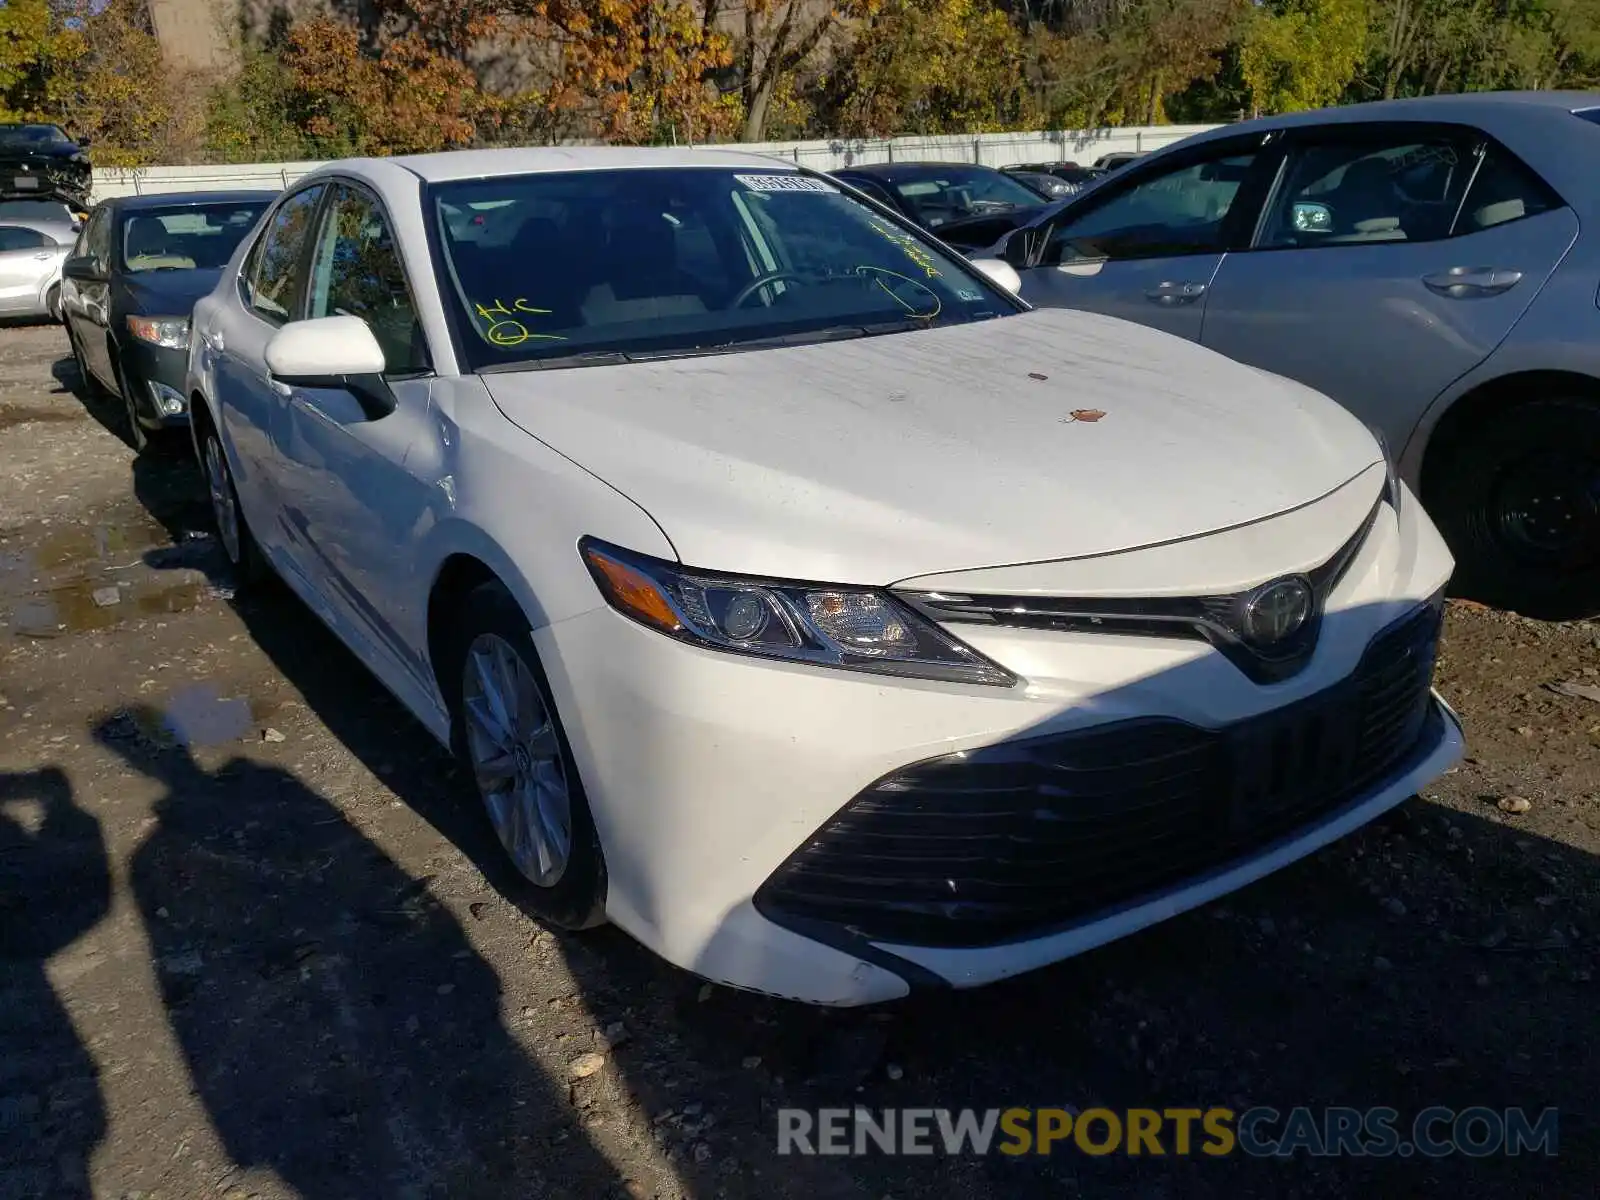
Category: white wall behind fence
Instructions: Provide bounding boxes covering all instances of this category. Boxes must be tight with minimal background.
[88,125,1222,201]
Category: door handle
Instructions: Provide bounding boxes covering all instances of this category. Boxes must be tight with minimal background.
[1422,267,1523,298]
[1145,281,1207,306]
[32,252,52,261]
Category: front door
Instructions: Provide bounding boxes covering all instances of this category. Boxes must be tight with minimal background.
[207,183,328,550]
[65,207,115,389]
[1200,125,1579,446]
[1014,136,1278,342]
[271,182,438,694]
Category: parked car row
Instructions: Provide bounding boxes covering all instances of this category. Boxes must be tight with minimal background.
[35,92,1596,1008]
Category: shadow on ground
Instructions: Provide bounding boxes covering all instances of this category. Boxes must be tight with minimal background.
[94,706,630,1199]
[0,767,109,1200]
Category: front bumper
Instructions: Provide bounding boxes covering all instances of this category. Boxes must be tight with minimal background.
[537,492,1462,1006]
[120,338,190,428]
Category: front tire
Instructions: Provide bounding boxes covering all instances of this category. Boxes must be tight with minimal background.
[1428,396,1600,620]
[446,582,607,930]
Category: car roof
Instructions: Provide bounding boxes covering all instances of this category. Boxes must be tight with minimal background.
[106,190,279,212]
[371,145,796,184]
[833,162,1003,180]
[1184,90,1600,144]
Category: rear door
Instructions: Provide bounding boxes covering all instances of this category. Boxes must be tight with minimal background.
[0,224,56,311]
[1199,122,1578,443]
[1012,134,1281,342]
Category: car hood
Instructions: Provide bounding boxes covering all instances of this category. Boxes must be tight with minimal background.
[482,308,1381,584]
[118,268,222,316]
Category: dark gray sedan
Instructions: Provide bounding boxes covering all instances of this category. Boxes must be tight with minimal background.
[61,190,275,452]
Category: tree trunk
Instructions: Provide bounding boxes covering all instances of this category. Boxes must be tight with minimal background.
[743,73,777,141]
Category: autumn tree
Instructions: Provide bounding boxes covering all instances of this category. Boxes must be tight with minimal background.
[707,0,881,142]
[819,0,1031,136]
[1241,0,1372,113]
[278,15,491,156]
[60,0,204,166]
[0,0,82,122]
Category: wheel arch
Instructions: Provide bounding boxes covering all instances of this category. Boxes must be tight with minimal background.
[1416,368,1600,506]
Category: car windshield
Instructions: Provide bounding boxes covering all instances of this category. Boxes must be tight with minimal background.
[0,124,74,149]
[120,202,269,273]
[430,167,1016,370]
[885,167,1046,227]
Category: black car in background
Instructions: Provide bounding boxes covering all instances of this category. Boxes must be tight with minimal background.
[828,162,1051,253]
[1002,161,1108,191]
[62,191,275,452]
[0,124,92,211]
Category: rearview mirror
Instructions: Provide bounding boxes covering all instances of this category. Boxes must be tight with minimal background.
[969,257,1022,294]
[62,255,102,282]
[265,315,395,418]
[1292,201,1333,233]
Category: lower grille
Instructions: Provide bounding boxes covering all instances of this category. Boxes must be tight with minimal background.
[755,602,1444,949]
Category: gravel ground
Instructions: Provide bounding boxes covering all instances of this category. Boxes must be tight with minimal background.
[2,323,1597,1199]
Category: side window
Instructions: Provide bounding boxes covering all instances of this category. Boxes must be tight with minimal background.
[1258,133,1474,248]
[1044,152,1258,263]
[306,185,427,373]
[1455,144,1562,233]
[0,225,50,251]
[247,185,325,324]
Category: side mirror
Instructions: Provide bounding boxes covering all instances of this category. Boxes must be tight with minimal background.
[1292,201,1333,233]
[76,135,91,148]
[62,254,102,281]
[1002,232,1031,270]
[264,315,395,419]
[969,257,1022,295]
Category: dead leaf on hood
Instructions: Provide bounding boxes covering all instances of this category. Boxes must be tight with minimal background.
[1063,408,1106,423]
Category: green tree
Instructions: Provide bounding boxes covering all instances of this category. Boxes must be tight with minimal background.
[0,0,83,122]
[820,0,1032,136]
[1241,0,1373,114]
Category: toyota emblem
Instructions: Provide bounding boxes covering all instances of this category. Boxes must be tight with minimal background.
[1242,577,1313,646]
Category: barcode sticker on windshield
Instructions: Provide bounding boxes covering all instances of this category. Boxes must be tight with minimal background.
[734,174,837,193]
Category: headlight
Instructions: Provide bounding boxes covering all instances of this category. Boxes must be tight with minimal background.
[126,315,189,350]
[1366,423,1403,511]
[579,538,1016,687]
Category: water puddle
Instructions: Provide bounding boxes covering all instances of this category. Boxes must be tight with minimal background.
[100,683,273,751]
[0,510,225,640]
[8,577,209,638]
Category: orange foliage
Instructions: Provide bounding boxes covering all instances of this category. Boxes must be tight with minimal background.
[286,16,491,155]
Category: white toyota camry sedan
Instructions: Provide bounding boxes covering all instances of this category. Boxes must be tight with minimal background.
[185,147,1464,1006]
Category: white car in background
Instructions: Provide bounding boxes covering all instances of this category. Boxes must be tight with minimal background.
[0,201,76,320]
[185,147,1462,1006]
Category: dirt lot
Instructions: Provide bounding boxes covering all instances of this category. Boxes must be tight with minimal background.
[2,322,1598,1199]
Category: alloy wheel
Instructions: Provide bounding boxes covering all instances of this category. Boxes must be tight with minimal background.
[461,632,573,887]
[204,433,242,565]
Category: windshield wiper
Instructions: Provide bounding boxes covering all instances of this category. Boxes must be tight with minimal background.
[480,350,633,373]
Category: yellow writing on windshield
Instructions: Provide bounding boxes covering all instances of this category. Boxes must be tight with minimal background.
[474,298,567,347]
[866,220,943,280]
